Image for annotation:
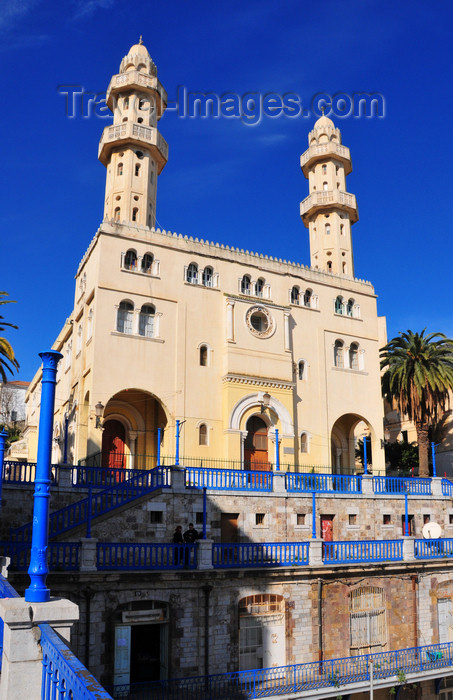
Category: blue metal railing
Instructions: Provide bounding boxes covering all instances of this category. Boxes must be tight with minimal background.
[3,460,60,485]
[71,465,148,488]
[415,538,453,559]
[0,541,80,572]
[286,472,362,493]
[373,476,431,495]
[185,467,273,491]
[97,542,197,570]
[213,542,309,568]
[442,478,453,496]
[323,539,403,564]
[11,466,171,543]
[40,622,113,699]
[107,641,453,699]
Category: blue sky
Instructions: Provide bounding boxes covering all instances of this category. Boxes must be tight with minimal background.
[2,0,453,381]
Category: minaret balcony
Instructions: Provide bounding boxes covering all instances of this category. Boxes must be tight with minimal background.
[106,71,168,116]
[300,142,351,176]
[300,190,358,226]
[98,122,168,173]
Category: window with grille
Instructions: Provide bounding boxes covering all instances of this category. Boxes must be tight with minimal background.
[202,266,213,287]
[291,286,300,304]
[187,263,198,284]
[241,275,251,295]
[349,587,386,655]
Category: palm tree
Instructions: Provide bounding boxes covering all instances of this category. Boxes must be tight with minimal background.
[380,330,453,477]
[0,292,19,383]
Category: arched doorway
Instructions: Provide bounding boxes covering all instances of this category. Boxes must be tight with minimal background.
[102,419,126,470]
[330,414,371,474]
[244,416,270,471]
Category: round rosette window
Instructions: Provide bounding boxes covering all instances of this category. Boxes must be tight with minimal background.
[246,306,275,338]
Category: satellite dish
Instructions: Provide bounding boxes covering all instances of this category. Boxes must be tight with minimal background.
[422,522,442,539]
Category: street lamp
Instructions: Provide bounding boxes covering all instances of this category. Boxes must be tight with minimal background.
[95,401,104,429]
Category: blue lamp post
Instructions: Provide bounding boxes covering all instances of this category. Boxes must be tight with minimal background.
[25,350,62,603]
[0,428,8,507]
[275,429,280,471]
[363,436,368,476]
[175,420,180,466]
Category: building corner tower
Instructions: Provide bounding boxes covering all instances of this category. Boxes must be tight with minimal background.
[300,115,358,277]
[98,39,168,229]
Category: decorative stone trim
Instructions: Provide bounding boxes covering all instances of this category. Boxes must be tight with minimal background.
[245,305,276,339]
[223,374,294,390]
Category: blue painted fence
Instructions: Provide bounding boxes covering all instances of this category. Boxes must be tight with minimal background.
[323,539,403,564]
[442,479,453,496]
[3,460,60,485]
[415,538,453,559]
[40,622,113,699]
[213,542,309,568]
[0,541,80,572]
[373,476,431,495]
[97,542,197,570]
[286,472,362,493]
[11,466,171,543]
[71,465,146,488]
[108,641,453,699]
[185,466,273,491]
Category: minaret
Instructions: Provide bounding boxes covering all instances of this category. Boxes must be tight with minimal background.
[98,39,168,228]
[300,115,358,277]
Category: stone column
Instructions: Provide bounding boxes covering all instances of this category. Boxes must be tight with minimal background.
[80,538,98,572]
[361,475,374,496]
[283,311,290,352]
[226,300,235,342]
[58,464,73,488]
[197,539,214,570]
[309,539,323,566]
[0,597,79,700]
[171,466,186,493]
[273,472,286,494]
[402,536,415,562]
[431,477,443,498]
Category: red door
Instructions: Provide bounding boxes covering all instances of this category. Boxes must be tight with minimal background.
[244,416,270,471]
[102,420,126,476]
[320,515,334,542]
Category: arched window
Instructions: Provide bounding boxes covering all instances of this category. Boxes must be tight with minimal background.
[255,278,265,298]
[349,342,359,370]
[298,360,305,380]
[323,181,328,191]
[124,249,137,270]
[241,275,251,295]
[300,432,309,453]
[117,301,134,334]
[65,340,72,370]
[132,207,138,222]
[334,340,344,368]
[139,304,155,337]
[124,97,129,109]
[347,298,354,317]
[117,162,123,176]
[135,164,141,176]
[114,207,121,222]
[322,164,327,175]
[335,296,344,314]
[199,423,208,446]
[186,263,198,284]
[291,286,300,305]
[200,345,208,366]
[79,272,86,295]
[340,224,345,235]
[304,289,312,307]
[327,260,332,271]
[325,223,331,235]
[342,262,347,274]
[202,266,213,287]
[141,253,153,274]
[138,98,146,110]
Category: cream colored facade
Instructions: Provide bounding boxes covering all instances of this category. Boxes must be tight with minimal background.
[25,42,386,474]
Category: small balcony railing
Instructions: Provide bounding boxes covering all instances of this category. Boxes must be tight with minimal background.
[213,542,309,568]
[323,539,403,564]
[286,472,361,494]
[373,476,431,495]
[185,466,273,492]
[97,542,197,570]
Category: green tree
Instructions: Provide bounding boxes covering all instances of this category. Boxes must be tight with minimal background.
[380,330,453,477]
[0,292,19,383]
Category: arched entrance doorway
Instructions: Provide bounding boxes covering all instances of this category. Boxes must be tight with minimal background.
[244,416,270,471]
[331,414,371,474]
[102,419,126,469]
